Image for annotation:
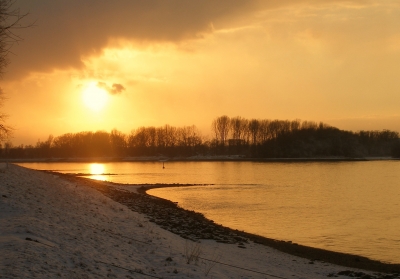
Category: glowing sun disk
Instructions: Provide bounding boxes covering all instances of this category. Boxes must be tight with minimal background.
[82,82,109,111]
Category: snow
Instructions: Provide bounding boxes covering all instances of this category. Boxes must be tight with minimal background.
[0,164,378,278]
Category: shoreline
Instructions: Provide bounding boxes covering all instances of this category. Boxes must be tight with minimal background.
[139,185,400,273]
[3,164,400,278]
[3,156,399,163]
[54,172,400,273]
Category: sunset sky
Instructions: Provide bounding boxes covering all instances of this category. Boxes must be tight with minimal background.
[3,0,400,145]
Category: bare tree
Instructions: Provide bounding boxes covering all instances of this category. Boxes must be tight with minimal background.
[178,125,202,147]
[0,0,28,141]
[0,91,9,141]
[211,115,231,145]
[248,119,260,145]
[258,119,270,143]
[110,129,127,156]
[230,116,247,142]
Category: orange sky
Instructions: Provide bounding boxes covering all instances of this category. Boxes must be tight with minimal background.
[3,0,400,145]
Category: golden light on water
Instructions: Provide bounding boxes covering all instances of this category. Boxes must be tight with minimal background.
[89,163,107,181]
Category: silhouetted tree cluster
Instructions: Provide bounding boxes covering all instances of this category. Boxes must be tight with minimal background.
[210,115,399,158]
[127,125,203,157]
[1,116,399,159]
[1,125,205,159]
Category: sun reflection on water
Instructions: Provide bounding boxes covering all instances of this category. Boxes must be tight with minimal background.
[89,163,107,181]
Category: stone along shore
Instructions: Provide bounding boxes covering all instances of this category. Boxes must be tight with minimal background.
[54,171,400,275]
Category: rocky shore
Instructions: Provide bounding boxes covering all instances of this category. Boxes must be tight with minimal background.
[54,173,250,246]
[3,164,400,278]
[54,172,400,276]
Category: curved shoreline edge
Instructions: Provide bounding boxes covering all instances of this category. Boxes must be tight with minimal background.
[49,172,400,273]
[139,185,400,273]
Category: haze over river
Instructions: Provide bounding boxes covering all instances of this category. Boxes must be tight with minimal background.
[18,160,400,264]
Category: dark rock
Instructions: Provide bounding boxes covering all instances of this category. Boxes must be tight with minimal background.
[338,270,353,276]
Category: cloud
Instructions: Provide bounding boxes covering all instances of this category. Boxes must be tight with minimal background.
[8,0,372,80]
[110,84,125,95]
[7,0,264,79]
[97,82,125,95]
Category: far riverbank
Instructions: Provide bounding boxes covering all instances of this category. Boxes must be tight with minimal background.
[2,155,398,163]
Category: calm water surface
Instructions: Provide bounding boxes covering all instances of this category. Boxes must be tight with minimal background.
[18,161,400,264]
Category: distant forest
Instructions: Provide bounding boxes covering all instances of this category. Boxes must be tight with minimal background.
[2,116,400,159]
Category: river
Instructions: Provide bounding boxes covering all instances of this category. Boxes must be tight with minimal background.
[18,160,400,264]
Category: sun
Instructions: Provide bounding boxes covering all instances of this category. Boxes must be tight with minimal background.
[82,82,109,111]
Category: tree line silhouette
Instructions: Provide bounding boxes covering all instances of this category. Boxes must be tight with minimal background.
[1,116,400,159]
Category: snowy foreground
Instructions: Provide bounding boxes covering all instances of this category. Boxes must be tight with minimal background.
[0,164,390,278]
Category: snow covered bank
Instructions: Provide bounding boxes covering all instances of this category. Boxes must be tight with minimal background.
[0,164,396,278]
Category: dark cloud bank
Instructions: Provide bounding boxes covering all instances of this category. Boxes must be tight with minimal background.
[9,0,262,79]
[8,0,369,79]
